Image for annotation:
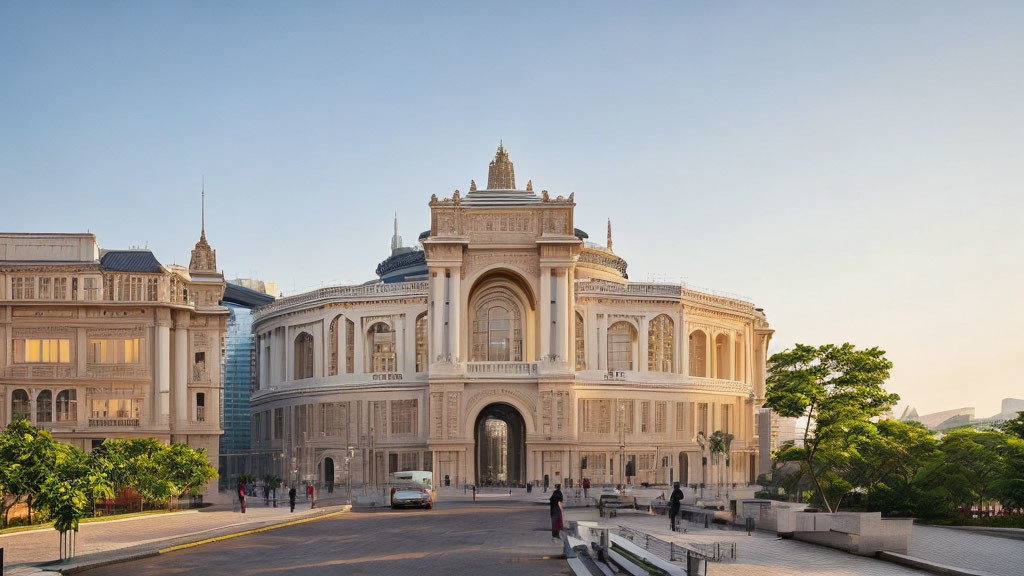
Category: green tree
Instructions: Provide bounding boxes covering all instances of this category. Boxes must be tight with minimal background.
[0,420,59,525]
[923,429,1007,514]
[997,411,1024,440]
[994,436,1024,514]
[156,443,217,501]
[91,438,168,510]
[764,343,898,513]
[36,442,113,557]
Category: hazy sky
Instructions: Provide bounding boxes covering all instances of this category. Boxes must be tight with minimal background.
[2,2,1021,417]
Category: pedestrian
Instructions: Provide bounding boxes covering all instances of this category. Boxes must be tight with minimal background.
[307,483,313,501]
[583,478,590,499]
[549,483,564,539]
[238,480,246,514]
[669,482,683,531]
[289,486,297,513]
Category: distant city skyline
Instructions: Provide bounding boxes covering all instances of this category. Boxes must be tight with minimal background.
[2,2,1021,416]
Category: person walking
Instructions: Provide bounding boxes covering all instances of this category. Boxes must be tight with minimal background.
[238,480,246,514]
[669,482,684,531]
[288,486,297,513]
[583,478,590,500]
[549,483,564,539]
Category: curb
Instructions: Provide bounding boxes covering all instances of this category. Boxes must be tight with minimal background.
[877,551,1002,576]
[8,505,352,576]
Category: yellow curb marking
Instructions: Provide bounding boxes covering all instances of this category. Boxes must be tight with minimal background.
[158,508,349,555]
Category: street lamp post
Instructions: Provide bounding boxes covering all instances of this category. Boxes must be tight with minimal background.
[618,402,626,493]
[696,432,707,500]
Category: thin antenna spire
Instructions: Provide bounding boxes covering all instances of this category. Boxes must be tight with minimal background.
[201,176,206,235]
[607,218,613,252]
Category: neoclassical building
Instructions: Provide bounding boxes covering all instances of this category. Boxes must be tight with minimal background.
[0,226,227,495]
[250,145,773,490]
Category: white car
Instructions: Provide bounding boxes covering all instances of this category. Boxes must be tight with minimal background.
[391,486,433,509]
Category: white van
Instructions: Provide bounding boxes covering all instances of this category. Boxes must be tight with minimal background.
[389,470,433,491]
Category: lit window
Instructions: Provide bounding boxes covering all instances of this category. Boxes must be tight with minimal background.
[14,339,71,363]
[87,339,141,364]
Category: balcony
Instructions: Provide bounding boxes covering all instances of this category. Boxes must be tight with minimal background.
[466,362,538,379]
[89,418,140,427]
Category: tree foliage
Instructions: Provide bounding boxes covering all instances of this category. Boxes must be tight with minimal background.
[765,343,898,513]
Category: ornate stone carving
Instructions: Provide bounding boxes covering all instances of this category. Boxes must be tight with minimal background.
[464,251,539,278]
[445,392,461,439]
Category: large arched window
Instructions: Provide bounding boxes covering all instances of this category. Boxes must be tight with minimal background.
[647,314,674,372]
[415,313,428,372]
[688,330,707,377]
[36,390,52,423]
[368,322,396,373]
[56,389,77,422]
[294,332,314,380]
[472,299,523,361]
[715,333,730,379]
[575,312,586,370]
[607,321,636,371]
[12,389,30,421]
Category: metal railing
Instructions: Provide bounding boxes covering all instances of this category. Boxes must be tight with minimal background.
[88,418,140,427]
[617,525,736,563]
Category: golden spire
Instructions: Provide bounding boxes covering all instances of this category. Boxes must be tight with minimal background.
[487,141,516,189]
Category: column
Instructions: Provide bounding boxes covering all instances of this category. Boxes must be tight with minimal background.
[173,312,188,430]
[353,316,365,374]
[555,269,568,362]
[638,314,649,373]
[156,323,171,422]
[539,267,551,359]
[448,267,461,362]
[678,310,686,375]
[598,313,608,370]
[430,269,444,361]
[395,315,405,373]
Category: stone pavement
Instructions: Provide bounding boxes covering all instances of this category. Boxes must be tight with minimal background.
[907,525,1023,576]
[0,498,346,576]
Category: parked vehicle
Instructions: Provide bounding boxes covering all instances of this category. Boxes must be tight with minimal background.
[391,486,433,510]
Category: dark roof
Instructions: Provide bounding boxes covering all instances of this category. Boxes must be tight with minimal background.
[223,282,276,308]
[574,228,589,240]
[100,250,163,273]
[418,230,430,241]
[375,250,427,278]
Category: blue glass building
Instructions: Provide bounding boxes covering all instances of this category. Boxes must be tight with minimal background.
[219,282,274,489]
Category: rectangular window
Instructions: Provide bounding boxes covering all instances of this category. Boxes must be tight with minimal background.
[55,277,68,300]
[640,401,650,433]
[104,274,115,300]
[721,405,731,435]
[319,402,348,438]
[675,402,687,432]
[12,277,36,300]
[390,399,417,436]
[130,277,144,301]
[39,277,52,299]
[196,392,206,422]
[400,452,418,471]
[582,399,612,434]
[87,339,141,364]
[655,401,667,434]
[146,278,159,301]
[83,278,98,301]
[57,390,78,422]
[90,398,140,420]
[14,339,71,363]
[274,408,284,440]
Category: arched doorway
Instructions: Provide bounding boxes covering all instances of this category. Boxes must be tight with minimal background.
[678,452,689,486]
[474,403,526,486]
[324,457,335,492]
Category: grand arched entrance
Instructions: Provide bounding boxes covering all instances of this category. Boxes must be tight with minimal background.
[474,403,527,486]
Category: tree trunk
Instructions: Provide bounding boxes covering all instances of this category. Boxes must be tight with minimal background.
[806,456,833,513]
[27,495,33,524]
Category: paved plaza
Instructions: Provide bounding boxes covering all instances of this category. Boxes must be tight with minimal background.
[2,489,1022,576]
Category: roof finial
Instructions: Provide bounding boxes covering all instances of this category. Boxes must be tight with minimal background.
[201,176,206,237]
[606,218,613,252]
[487,141,516,189]
[526,179,533,192]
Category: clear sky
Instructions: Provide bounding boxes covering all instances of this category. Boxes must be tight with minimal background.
[2,2,1021,417]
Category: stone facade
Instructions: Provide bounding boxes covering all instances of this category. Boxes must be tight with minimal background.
[250,146,773,491]
[0,231,227,496]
